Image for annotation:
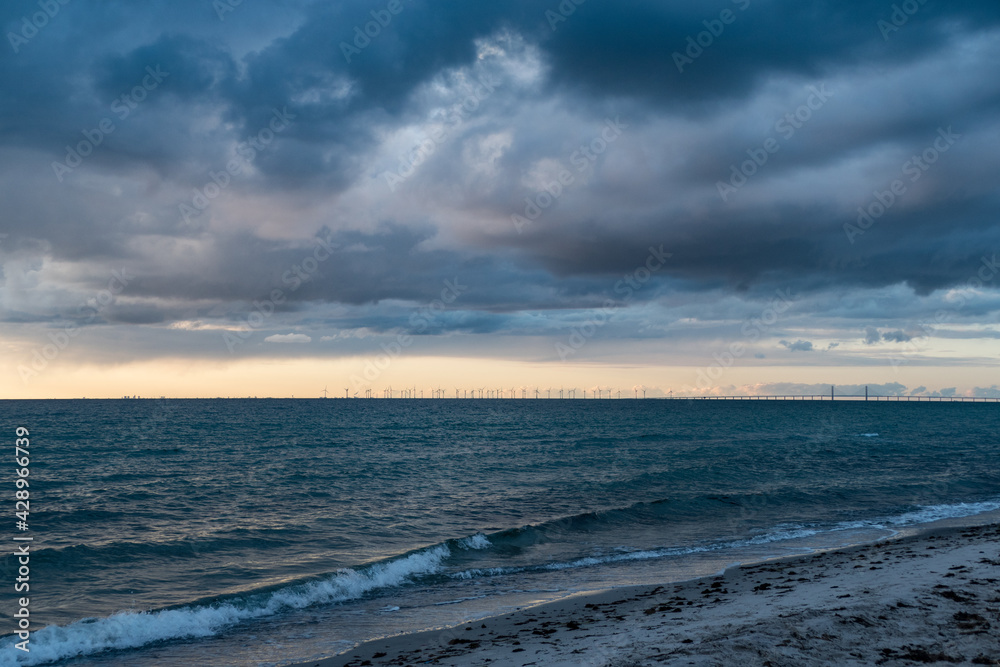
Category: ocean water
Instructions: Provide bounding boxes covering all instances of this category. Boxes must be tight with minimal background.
[1,398,999,666]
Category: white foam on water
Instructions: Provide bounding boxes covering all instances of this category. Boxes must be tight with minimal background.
[5,499,998,666]
[453,498,1000,580]
[0,545,451,666]
[457,533,492,550]
[451,566,519,579]
[879,497,1000,527]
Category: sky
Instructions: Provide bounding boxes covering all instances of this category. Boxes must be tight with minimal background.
[1,0,999,399]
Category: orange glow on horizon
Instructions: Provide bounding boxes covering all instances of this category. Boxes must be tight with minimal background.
[1,355,993,400]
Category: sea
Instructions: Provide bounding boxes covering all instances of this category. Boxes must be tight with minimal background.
[1,398,999,666]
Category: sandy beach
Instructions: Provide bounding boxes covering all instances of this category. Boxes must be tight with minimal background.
[289,522,1000,667]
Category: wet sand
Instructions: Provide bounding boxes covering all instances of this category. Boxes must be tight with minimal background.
[288,523,1000,666]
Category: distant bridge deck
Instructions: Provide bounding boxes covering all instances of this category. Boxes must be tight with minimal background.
[674,395,1000,402]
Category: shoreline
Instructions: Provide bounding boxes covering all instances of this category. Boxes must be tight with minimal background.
[287,520,1000,666]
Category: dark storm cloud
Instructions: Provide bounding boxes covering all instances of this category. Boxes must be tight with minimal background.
[19,224,607,324]
[2,0,1000,351]
[95,35,235,103]
[518,0,1000,108]
[508,193,1000,297]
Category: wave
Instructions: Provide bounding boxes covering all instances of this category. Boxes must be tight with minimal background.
[3,550,442,664]
[3,494,998,665]
[450,496,1000,579]
[448,523,827,580]
[880,497,1000,526]
[0,535,491,667]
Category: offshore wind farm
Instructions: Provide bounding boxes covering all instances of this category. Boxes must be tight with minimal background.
[327,385,998,401]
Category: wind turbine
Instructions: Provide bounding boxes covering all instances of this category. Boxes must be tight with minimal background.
[344,388,349,398]
[322,386,328,399]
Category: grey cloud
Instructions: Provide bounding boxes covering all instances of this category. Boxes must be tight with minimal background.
[2,0,1000,369]
[881,330,912,343]
[264,333,311,343]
